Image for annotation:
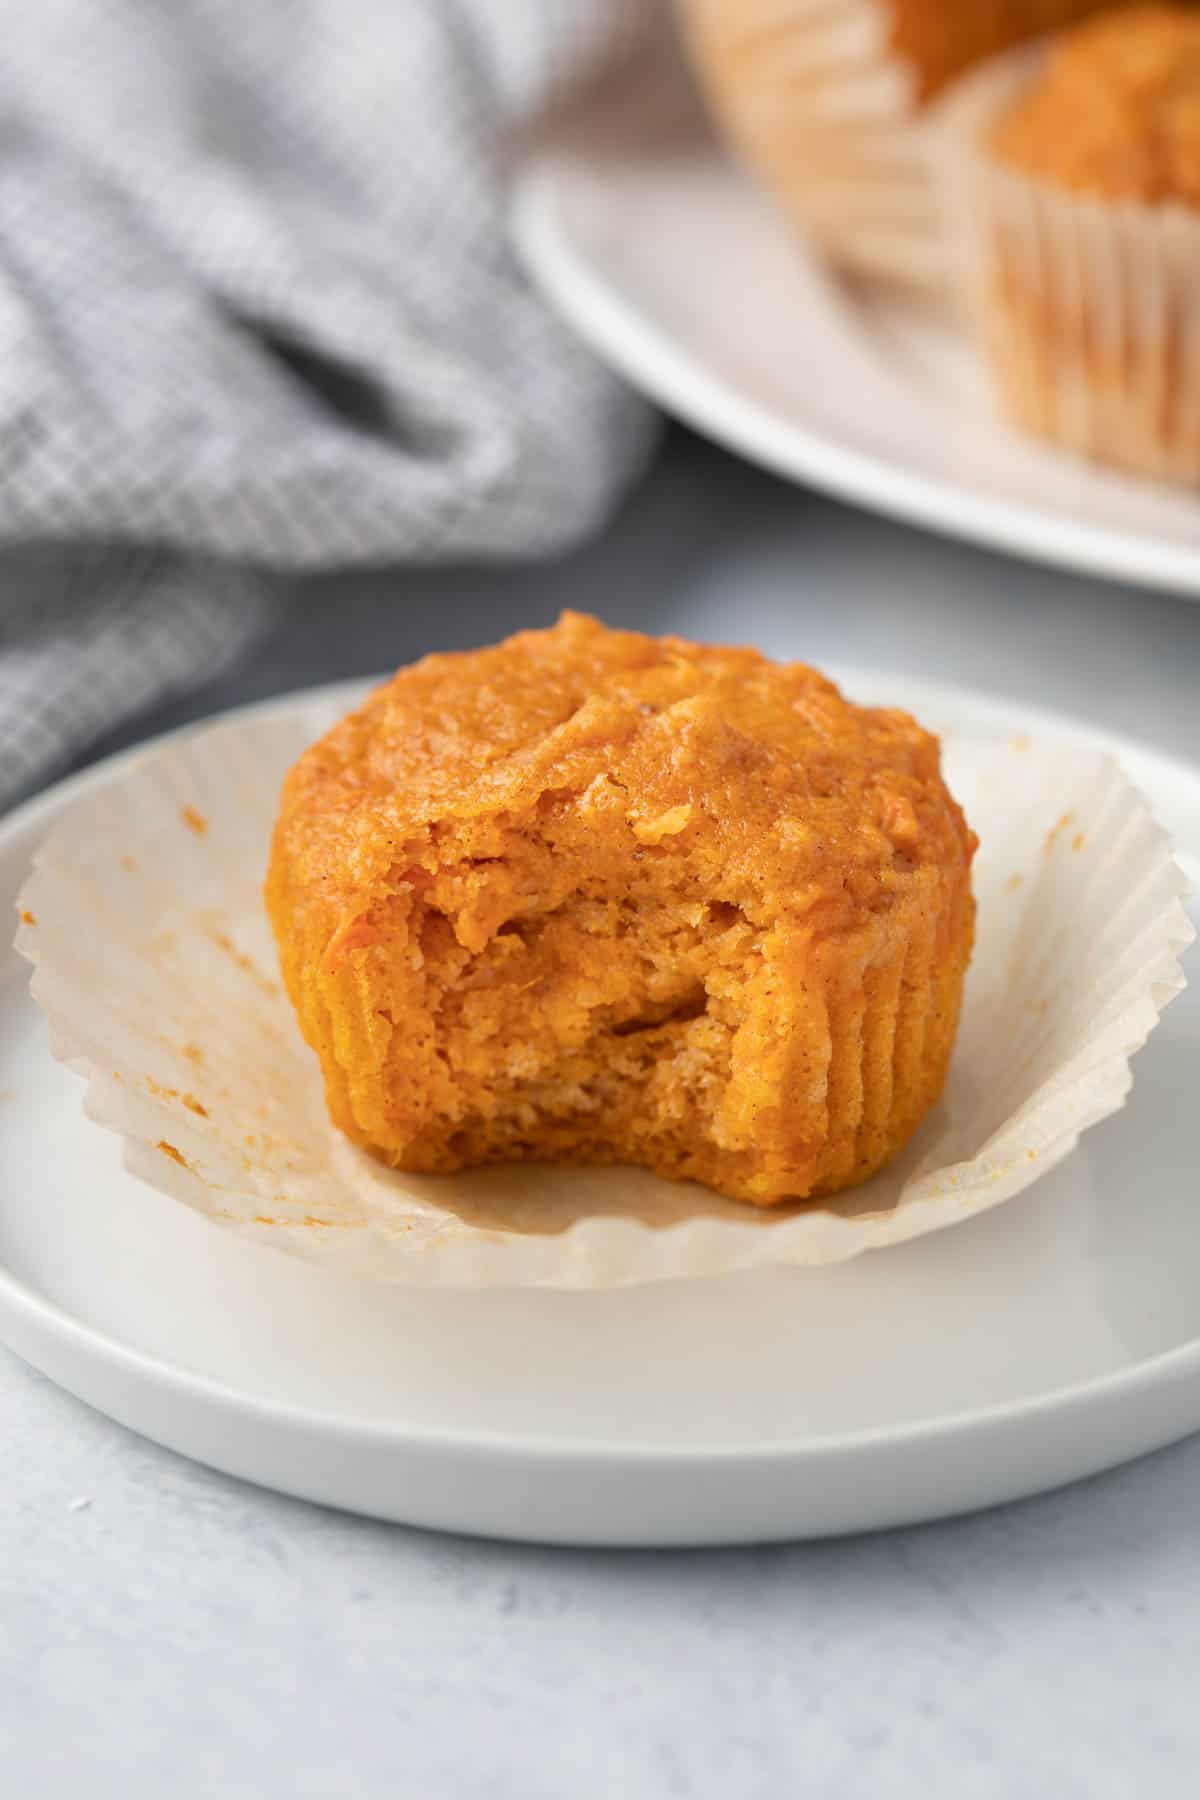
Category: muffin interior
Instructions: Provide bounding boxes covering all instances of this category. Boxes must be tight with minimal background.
[387,807,757,1183]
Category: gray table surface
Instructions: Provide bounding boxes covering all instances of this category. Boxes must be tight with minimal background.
[5,430,1200,1798]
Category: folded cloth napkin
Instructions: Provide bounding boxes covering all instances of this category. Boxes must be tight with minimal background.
[0,0,656,811]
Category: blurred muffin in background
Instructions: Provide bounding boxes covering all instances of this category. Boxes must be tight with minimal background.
[938,5,1200,482]
[676,0,1173,286]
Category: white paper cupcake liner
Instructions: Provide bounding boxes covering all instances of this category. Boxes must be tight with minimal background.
[678,0,955,287]
[15,693,1192,1289]
[936,44,1200,483]
[676,0,948,286]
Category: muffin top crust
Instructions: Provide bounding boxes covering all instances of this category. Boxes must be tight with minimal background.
[992,5,1200,203]
[271,611,974,960]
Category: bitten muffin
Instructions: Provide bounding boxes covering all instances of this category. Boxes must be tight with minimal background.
[267,614,976,1208]
[939,5,1200,479]
[676,0,1139,285]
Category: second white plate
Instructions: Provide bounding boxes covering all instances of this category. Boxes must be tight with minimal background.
[513,148,1200,595]
[1,673,1199,1544]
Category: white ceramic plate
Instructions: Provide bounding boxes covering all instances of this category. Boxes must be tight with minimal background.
[512,150,1200,595]
[2,674,1199,1546]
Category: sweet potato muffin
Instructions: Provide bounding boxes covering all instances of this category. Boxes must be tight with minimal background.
[940,5,1200,480]
[267,614,975,1207]
[676,0,1140,285]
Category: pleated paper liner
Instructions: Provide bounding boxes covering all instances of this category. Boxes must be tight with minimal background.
[936,43,1200,484]
[675,2,1152,290]
[676,0,942,287]
[15,694,1192,1289]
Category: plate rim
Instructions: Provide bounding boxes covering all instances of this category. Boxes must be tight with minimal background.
[511,157,1200,598]
[2,670,1199,1472]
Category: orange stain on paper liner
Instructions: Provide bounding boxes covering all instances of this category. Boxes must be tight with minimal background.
[1044,810,1074,852]
[147,1076,209,1118]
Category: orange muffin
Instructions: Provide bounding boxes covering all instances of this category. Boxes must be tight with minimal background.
[676,0,1140,285]
[267,614,976,1208]
[940,6,1200,479]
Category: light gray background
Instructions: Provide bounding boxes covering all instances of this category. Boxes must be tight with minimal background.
[5,429,1199,1797]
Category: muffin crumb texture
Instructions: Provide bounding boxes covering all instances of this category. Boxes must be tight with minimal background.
[992,4,1200,201]
[267,615,975,1206]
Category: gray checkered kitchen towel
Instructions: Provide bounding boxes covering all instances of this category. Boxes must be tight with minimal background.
[0,0,655,810]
